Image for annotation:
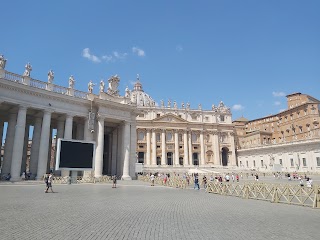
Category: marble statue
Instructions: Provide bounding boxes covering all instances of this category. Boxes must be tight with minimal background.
[88,80,95,93]
[99,80,105,93]
[69,75,75,89]
[47,70,54,83]
[173,101,177,109]
[0,55,7,69]
[186,102,190,109]
[168,99,171,108]
[107,75,120,96]
[125,86,131,98]
[160,100,164,107]
[23,62,32,77]
[198,104,202,110]
[181,102,185,109]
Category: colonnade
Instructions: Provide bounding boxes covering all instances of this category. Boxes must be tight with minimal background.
[0,104,133,181]
[140,128,236,167]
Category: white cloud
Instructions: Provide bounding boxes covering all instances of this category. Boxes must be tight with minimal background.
[232,104,244,111]
[82,48,101,63]
[132,47,145,57]
[113,51,128,59]
[272,91,286,97]
[102,55,113,62]
[274,101,281,106]
[176,45,183,52]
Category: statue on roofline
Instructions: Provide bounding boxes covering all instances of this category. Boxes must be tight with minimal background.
[48,70,54,83]
[88,80,96,93]
[69,75,75,89]
[23,62,32,77]
[0,55,7,69]
[99,80,105,93]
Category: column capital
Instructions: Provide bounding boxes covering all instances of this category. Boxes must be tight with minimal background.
[96,113,105,121]
[18,104,29,111]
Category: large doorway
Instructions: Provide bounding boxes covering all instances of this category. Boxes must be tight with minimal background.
[222,147,229,166]
[167,152,173,165]
[193,153,199,166]
[179,157,183,165]
[157,157,161,165]
[138,152,144,163]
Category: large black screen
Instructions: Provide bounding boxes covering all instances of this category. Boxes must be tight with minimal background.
[56,139,95,170]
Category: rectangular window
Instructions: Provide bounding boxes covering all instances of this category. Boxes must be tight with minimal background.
[290,158,294,167]
[253,160,256,167]
[303,158,307,167]
[157,114,160,118]
[317,157,320,166]
[139,114,145,118]
[246,161,249,167]
[240,161,242,166]
[279,159,282,165]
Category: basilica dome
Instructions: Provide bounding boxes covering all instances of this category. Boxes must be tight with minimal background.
[130,76,156,107]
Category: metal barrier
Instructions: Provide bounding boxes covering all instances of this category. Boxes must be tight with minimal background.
[138,175,320,209]
[52,176,112,184]
[206,182,320,209]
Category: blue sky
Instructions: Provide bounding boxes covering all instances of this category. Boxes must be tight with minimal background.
[1,0,319,120]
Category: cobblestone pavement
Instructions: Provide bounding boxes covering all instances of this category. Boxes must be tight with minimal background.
[0,181,319,240]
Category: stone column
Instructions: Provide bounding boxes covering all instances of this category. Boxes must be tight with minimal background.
[200,130,205,166]
[129,121,137,178]
[2,112,17,176]
[10,106,27,181]
[36,110,52,180]
[61,115,73,177]
[183,130,189,166]
[83,117,94,178]
[146,129,151,166]
[229,132,237,166]
[213,131,220,166]
[161,130,166,165]
[188,131,192,165]
[29,117,42,178]
[116,126,123,175]
[94,116,104,177]
[174,130,179,165]
[64,115,73,139]
[21,124,29,174]
[121,121,131,180]
[0,120,4,153]
[111,128,118,176]
[83,117,93,142]
[151,129,157,166]
[46,128,53,173]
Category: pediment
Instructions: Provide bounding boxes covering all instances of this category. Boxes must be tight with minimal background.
[153,113,188,123]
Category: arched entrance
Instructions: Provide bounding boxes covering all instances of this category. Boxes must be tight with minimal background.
[222,147,229,166]
[167,152,173,165]
[193,153,199,166]
[138,152,144,163]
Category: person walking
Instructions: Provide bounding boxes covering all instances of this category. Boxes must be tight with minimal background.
[194,174,200,190]
[112,175,117,188]
[202,175,207,189]
[150,174,155,186]
[45,173,54,193]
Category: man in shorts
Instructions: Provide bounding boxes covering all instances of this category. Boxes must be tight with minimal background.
[45,173,54,193]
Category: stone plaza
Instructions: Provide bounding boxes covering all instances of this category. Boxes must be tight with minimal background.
[0,180,319,240]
